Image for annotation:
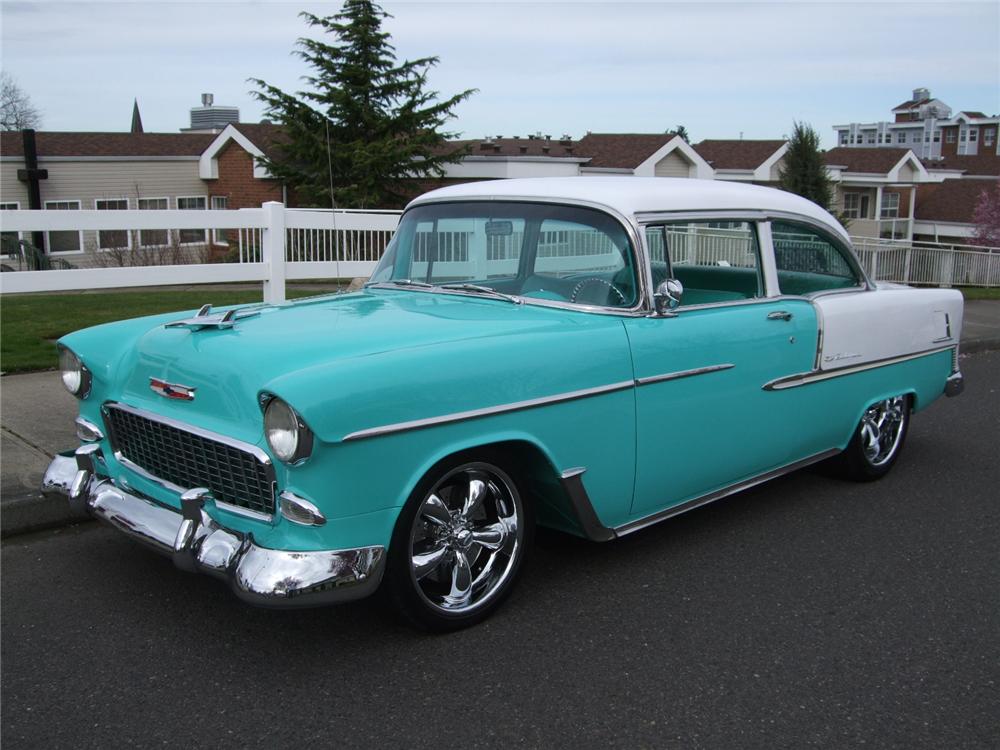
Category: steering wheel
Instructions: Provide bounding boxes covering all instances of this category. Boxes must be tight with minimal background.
[569,277,627,306]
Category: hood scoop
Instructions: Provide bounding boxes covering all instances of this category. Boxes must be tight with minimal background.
[165,304,261,331]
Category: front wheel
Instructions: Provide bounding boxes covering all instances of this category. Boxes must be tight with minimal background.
[385,456,532,631]
[832,394,911,481]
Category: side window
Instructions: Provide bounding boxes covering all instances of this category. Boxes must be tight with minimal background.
[771,220,861,295]
[653,220,762,305]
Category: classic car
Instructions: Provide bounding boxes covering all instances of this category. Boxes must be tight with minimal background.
[43,177,964,631]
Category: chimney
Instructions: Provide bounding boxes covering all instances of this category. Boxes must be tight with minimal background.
[202,93,214,107]
[913,87,930,102]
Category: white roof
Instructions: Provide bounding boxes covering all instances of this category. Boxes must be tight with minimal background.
[410,176,848,241]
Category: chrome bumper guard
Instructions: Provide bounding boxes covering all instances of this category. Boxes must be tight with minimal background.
[42,447,385,608]
[945,371,964,398]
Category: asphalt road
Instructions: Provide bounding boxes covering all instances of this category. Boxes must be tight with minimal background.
[3,351,998,749]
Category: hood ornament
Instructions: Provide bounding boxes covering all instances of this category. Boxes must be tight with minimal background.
[150,377,196,401]
[165,304,260,330]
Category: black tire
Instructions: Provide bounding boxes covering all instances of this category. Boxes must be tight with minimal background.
[829,394,911,482]
[384,451,534,632]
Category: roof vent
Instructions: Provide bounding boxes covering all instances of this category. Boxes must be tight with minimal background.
[187,93,239,132]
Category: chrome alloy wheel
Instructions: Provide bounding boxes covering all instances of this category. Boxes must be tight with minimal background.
[408,463,522,614]
[860,396,908,468]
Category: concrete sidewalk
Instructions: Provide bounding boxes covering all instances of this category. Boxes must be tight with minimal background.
[3,299,999,538]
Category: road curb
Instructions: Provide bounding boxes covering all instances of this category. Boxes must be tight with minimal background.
[1,491,87,539]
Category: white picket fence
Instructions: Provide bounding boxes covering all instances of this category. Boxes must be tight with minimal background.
[0,203,400,302]
[2,203,998,301]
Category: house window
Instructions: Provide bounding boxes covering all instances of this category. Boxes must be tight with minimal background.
[913,132,922,143]
[843,192,870,220]
[839,132,848,145]
[95,198,130,250]
[896,132,906,144]
[932,130,941,143]
[866,133,875,144]
[138,197,169,247]
[969,128,978,142]
[44,200,83,254]
[959,130,967,142]
[880,193,900,219]
[1,202,20,256]
[985,129,996,146]
[211,195,229,245]
[177,196,207,244]
[946,130,957,143]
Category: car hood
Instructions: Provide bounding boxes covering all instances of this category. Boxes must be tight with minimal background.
[64,289,627,442]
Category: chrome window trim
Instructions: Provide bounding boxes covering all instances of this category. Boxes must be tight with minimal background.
[342,379,636,442]
[103,402,272,465]
[635,363,734,386]
[385,197,652,316]
[762,345,955,391]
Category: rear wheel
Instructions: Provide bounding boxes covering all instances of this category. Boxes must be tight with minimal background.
[386,455,532,631]
[832,395,911,481]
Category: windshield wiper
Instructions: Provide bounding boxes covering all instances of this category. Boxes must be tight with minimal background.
[438,283,523,305]
[365,278,434,289]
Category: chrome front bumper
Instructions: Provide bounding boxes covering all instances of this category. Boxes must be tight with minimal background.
[42,447,385,608]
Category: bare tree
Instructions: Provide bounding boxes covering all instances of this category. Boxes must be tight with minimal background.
[1,72,42,131]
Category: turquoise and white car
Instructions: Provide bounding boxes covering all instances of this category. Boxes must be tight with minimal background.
[44,177,965,630]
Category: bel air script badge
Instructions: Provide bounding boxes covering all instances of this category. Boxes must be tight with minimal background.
[150,377,197,401]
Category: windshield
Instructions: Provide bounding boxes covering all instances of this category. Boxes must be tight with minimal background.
[369,201,639,309]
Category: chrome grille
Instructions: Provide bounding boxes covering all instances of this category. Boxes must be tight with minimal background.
[104,403,275,516]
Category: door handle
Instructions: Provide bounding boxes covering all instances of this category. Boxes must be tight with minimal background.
[767,310,793,321]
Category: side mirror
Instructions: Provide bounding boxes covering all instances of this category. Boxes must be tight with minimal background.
[654,278,683,315]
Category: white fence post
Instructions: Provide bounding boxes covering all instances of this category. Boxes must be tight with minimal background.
[261,201,287,304]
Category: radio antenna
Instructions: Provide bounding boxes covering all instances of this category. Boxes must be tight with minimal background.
[326,117,341,290]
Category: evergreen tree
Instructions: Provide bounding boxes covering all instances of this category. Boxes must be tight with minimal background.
[779,122,835,214]
[673,125,690,142]
[250,2,475,208]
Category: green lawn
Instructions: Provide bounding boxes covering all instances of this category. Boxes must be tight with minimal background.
[1,288,324,373]
[958,286,1000,301]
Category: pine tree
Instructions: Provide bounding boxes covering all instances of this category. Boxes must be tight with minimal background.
[250,2,475,208]
[779,122,835,215]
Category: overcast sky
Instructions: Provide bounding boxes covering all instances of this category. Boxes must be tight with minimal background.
[2,0,998,147]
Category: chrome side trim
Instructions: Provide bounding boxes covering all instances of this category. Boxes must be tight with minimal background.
[762,346,954,391]
[634,363,734,387]
[614,448,840,537]
[103,402,272,465]
[342,380,635,442]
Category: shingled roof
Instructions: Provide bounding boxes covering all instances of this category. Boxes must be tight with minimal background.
[922,153,1000,177]
[892,97,932,111]
[0,131,215,158]
[823,147,914,174]
[692,139,785,170]
[575,133,675,169]
[915,178,1000,223]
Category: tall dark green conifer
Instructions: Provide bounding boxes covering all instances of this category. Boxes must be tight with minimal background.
[250,2,475,208]
[779,122,836,215]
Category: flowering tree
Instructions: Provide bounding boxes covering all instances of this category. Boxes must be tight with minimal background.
[971,180,1000,249]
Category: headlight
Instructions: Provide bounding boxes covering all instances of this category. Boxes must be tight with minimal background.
[58,346,92,399]
[263,397,313,464]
